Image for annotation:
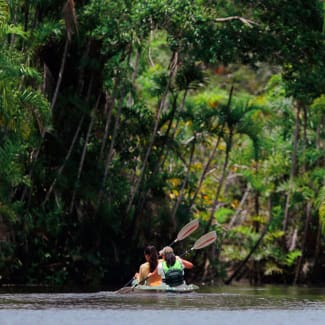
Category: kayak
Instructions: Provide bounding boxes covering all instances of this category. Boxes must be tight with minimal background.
[132,283,199,293]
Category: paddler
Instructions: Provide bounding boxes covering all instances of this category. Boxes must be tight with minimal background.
[157,246,193,287]
[134,245,162,286]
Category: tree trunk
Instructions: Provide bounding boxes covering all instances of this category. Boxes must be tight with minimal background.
[311,221,322,275]
[51,39,69,111]
[97,94,125,208]
[23,0,29,32]
[170,136,196,227]
[202,86,234,232]
[99,84,118,161]
[125,51,179,216]
[134,91,184,220]
[293,201,312,284]
[43,115,85,205]
[302,104,308,173]
[69,94,101,213]
[77,40,92,97]
[189,133,222,210]
[229,184,251,227]
[205,128,233,233]
[283,101,301,231]
[224,195,273,285]
[190,86,234,209]
[127,47,141,106]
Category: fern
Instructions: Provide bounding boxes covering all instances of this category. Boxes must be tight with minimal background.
[0,140,31,200]
[285,249,302,267]
[264,262,283,276]
[0,0,8,27]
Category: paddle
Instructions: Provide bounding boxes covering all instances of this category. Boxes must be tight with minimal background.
[179,231,217,257]
[116,219,199,293]
[168,219,199,247]
[117,230,217,294]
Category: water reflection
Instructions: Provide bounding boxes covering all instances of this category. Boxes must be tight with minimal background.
[1,286,325,324]
[1,285,325,311]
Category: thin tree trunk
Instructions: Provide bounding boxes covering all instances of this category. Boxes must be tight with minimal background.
[205,129,233,233]
[170,137,196,227]
[99,82,119,161]
[23,0,29,32]
[283,102,301,231]
[97,94,124,208]
[44,68,94,205]
[69,94,101,212]
[78,40,92,97]
[229,184,251,227]
[134,91,185,218]
[224,196,273,285]
[288,227,298,251]
[311,221,322,274]
[43,115,85,205]
[125,51,179,216]
[293,201,312,284]
[302,104,308,172]
[189,134,222,209]
[155,92,184,171]
[254,162,260,232]
[127,48,140,106]
[198,140,232,275]
[51,39,69,111]
[148,17,155,67]
[9,4,17,47]
[191,86,233,212]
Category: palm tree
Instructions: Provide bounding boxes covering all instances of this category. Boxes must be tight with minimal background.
[205,95,265,231]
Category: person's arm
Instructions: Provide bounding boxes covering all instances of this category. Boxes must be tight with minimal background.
[148,265,158,278]
[138,263,150,283]
[180,258,193,269]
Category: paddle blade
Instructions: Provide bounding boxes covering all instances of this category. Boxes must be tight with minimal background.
[192,231,217,250]
[176,219,199,242]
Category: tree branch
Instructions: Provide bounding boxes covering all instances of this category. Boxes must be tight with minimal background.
[215,16,258,28]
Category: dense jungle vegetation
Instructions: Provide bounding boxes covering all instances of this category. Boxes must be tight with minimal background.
[0,0,325,288]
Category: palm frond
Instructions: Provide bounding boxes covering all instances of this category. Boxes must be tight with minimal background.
[0,0,8,27]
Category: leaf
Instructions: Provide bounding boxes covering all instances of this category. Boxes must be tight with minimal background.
[214,207,234,224]
[0,0,8,26]
[316,187,325,234]
[264,262,283,276]
[285,250,302,267]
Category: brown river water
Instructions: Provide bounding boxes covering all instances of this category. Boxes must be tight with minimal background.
[1,285,325,324]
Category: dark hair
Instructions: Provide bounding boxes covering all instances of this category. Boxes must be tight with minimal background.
[164,251,176,267]
[144,245,158,272]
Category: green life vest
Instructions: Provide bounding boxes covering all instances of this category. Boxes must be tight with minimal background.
[162,259,184,287]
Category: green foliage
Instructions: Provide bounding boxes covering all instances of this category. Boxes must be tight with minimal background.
[0,0,325,287]
[214,207,234,224]
[0,140,30,190]
[311,94,325,114]
[285,250,302,267]
[264,262,283,276]
[0,0,8,27]
[317,186,325,234]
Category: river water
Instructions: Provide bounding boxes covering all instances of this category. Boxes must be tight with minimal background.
[1,285,325,324]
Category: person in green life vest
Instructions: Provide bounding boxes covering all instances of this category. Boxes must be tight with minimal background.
[156,246,193,287]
